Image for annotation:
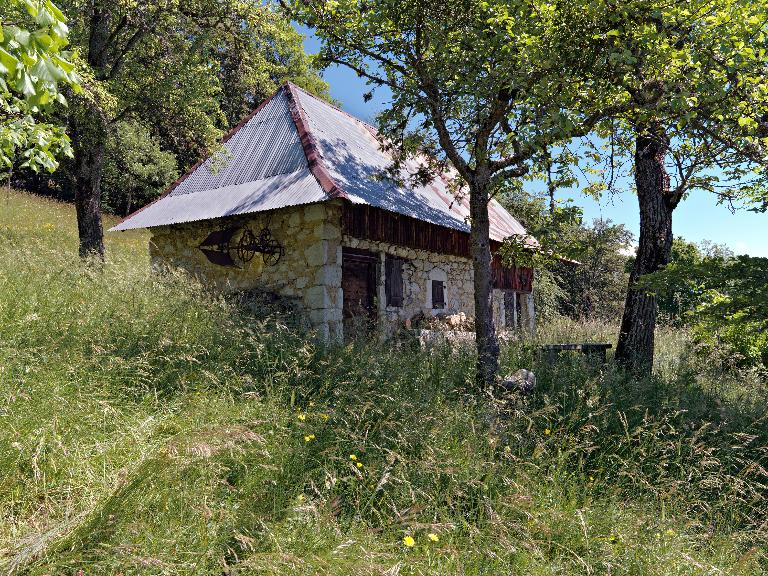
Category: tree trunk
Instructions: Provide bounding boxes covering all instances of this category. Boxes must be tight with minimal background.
[68,3,112,259]
[469,175,499,387]
[70,101,108,259]
[615,124,678,373]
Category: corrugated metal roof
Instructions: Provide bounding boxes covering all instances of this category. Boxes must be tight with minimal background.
[110,170,325,231]
[111,82,536,247]
[293,87,535,245]
[171,90,307,196]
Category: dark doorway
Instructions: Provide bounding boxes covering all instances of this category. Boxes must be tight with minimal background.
[342,248,378,334]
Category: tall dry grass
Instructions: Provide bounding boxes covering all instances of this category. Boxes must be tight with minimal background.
[1,190,767,575]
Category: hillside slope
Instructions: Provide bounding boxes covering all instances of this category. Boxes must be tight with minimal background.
[1,191,767,575]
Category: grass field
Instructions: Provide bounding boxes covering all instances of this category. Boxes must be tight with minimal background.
[1,190,767,575]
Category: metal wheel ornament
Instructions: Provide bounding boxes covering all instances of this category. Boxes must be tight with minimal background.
[258,228,283,266]
[235,228,258,263]
[200,225,283,268]
[262,245,283,266]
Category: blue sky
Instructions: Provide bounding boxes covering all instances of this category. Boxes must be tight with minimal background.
[300,29,766,257]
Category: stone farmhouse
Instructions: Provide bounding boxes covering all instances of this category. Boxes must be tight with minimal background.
[111,83,538,340]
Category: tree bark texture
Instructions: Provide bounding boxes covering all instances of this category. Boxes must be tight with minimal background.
[469,175,500,387]
[70,3,112,259]
[73,124,107,258]
[615,124,678,373]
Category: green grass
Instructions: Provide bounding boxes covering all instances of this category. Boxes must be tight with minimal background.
[1,189,767,575]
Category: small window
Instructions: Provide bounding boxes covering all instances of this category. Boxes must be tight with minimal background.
[432,280,445,309]
[504,291,523,329]
[385,255,404,307]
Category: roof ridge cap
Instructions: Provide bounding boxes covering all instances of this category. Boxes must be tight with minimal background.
[286,81,379,135]
[284,82,347,200]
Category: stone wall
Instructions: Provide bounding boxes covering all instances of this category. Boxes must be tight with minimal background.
[148,201,344,341]
[147,199,534,340]
[342,235,534,335]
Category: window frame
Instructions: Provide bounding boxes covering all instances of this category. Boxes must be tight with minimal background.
[385,254,404,308]
[431,279,445,309]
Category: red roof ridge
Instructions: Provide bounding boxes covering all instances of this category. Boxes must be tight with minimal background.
[284,82,347,200]
[285,81,379,136]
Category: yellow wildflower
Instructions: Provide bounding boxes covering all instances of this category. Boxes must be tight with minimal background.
[349,454,358,461]
[544,428,551,435]
[297,413,306,421]
[428,533,439,542]
[320,413,329,421]
[356,462,363,468]
[403,535,415,547]
[304,434,315,442]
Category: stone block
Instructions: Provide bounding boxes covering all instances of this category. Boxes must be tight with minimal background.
[314,264,342,287]
[288,211,302,227]
[305,285,330,309]
[314,222,341,240]
[304,204,326,222]
[309,308,330,324]
[304,241,328,267]
[313,322,330,342]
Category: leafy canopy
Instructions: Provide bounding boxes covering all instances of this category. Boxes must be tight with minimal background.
[0,0,80,172]
[102,120,179,216]
[287,0,606,192]
[573,0,768,208]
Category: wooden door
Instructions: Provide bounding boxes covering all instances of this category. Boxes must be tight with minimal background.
[342,248,377,329]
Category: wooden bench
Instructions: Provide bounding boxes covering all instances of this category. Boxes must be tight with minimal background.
[539,343,612,364]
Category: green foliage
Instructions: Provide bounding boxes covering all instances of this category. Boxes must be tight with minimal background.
[101,120,178,216]
[0,0,80,173]
[2,190,767,574]
[641,253,768,370]
[498,185,632,321]
[557,219,632,320]
[575,0,768,207]
[635,237,735,324]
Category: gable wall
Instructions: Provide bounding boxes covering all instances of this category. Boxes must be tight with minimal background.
[148,201,344,341]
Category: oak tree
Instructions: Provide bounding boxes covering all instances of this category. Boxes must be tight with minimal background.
[575,0,768,371]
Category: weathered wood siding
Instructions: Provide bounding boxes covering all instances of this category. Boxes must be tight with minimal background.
[342,204,533,293]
